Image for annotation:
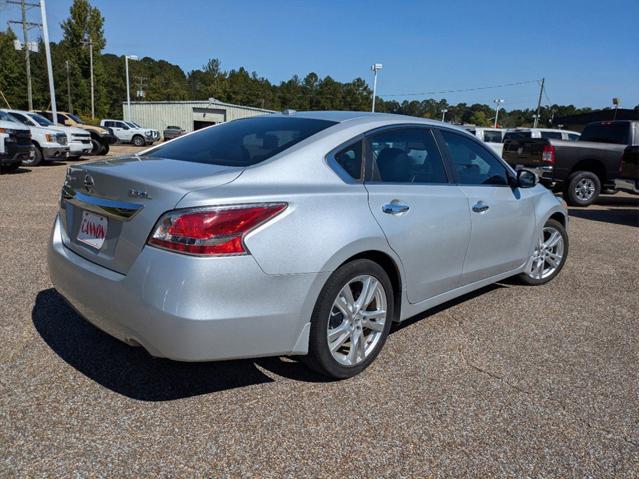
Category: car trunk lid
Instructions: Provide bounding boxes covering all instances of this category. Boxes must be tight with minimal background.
[59,156,243,274]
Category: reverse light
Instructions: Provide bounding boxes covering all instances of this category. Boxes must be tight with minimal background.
[542,144,555,164]
[148,203,287,256]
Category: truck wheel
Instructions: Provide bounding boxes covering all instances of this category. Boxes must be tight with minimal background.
[102,143,110,155]
[22,145,43,166]
[564,171,601,207]
[89,139,102,155]
[132,135,145,147]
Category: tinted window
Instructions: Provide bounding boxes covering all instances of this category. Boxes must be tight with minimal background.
[0,110,14,122]
[142,117,336,167]
[567,133,580,141]
[540,131,562,139]
[8,112,30,125]
[504,131,532,142]
[333,141,363,180]
[580,123,629,145]
[28,113,53,127]
[441,130,509,186]
[483,130,503,143]
[367,128,448,184]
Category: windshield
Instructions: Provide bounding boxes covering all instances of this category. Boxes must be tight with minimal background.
[141,116,337,167]
[0,111,17,122]
[67,113,85,124]
[28,113,54,127]
[126,121,141,128]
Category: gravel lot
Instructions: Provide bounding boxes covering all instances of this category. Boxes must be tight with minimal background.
[2,145,638,477]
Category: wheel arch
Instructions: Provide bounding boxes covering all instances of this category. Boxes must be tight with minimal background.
[570,158,607,183]
[336,250,403,323]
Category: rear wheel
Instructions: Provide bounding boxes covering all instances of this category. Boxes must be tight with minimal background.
[519,218,568,285]
[22,144,43,166]
[564,171,600,206]
[305,259,394,379]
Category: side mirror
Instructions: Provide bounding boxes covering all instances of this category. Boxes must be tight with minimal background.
[517,169,538,188]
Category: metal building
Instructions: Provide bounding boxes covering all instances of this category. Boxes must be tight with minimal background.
[122,99,274,134]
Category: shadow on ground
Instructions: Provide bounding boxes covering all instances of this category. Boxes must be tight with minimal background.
[33,283,509,401]
[563,193,639,227]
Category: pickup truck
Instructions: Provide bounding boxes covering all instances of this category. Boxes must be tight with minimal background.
[100,119,160,146]
[464,127,505,157]
[1,108,69,166]
[503,120,638,206]
[0,110,33,172]
[36,111,117,155]
[5,109,92,160]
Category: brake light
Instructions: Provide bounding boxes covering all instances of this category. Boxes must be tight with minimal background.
[542,144,555,164]
[148,203,287,256]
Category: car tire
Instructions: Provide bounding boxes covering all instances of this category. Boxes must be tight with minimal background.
[304,259,394,379]
[518,218,568,286]
[22,144,43,166]
[89,139,102,155]
[102,143,110,155]
[564,171,601,206]
[132,135,145,147]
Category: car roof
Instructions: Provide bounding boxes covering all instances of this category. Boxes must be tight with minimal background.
[270,110,446,126]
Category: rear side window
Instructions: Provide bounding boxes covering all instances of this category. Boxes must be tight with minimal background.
[441,130,509,186]
[367,127,448,184]
[143,117,336,167]
[504,131,531,142]
[333,141,363,180]
[567,133,580,141]
[580,123,629,145]
[483,130,503,143]
[541,131,562,140]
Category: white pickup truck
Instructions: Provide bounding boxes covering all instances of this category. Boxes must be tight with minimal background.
[0,109,69,166]
[100,119,160,146]
[0,110,33,172]
[5,109,92,160]
[464,127,506,157]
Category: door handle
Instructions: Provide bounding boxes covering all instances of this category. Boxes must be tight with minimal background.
[382,201,410,215]
[472,201,489,213]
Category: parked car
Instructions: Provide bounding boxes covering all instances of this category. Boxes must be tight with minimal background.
[48,112,569,379]
[36,111,117,155]
[1,108,69,166]
[100,119,160,146]
[4,109,92,160]
[0,110,33,172]
[163,125,186,141]
[464,127,506,156]
[615,145,639,194]
[504,128,581,142]
[503,120,638,206]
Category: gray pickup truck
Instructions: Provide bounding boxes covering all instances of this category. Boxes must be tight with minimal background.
[503,120,638,206]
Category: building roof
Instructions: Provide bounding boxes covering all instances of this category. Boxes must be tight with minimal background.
[123,99,275,113]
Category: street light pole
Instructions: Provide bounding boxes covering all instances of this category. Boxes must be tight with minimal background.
[441,109,448,122]
[493,98,504,128]
[370,63,382,112]
[125,55,138,121]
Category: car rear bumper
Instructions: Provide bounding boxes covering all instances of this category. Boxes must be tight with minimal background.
[48,215,328,361]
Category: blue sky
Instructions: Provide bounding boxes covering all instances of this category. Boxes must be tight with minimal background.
[7,0,639,109]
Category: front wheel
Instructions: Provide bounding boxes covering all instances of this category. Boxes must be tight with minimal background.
[22,145,43,166]
[132,135,145,147]
[304,259,394,379]
[519,218,568,285]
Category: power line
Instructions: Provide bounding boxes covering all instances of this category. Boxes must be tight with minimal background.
[379,79,541,97]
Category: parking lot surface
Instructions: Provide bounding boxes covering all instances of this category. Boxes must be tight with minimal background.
[2,146,638,477]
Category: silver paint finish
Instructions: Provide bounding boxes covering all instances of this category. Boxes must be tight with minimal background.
[48,111,568,361]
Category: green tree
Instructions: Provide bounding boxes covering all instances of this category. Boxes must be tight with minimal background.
[0,29,24,108]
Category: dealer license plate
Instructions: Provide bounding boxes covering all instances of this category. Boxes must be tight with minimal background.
[77,211,108,249]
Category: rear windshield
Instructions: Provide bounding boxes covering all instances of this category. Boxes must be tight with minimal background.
[504,131,532,141]
[142,116,337,166]
[580,123,629,145]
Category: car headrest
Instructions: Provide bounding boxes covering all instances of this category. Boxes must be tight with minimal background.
[377,148,411,182]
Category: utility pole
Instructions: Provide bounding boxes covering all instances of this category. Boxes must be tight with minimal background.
[534,77,545,128]
[441,109,448,122]
[40,0,56,123]
[65,60,72,112]
[82,35,95,119]
[8,0,41,111]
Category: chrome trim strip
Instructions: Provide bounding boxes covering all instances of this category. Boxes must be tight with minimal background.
[64,191,144,220]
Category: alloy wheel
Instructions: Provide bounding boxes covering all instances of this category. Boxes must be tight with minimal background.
[575,178,596,202]
[526,226,565,280]
[326,275,387,366]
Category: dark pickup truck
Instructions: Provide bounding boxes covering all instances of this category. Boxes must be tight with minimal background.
[503,120,638,206]
[615,145,639,195]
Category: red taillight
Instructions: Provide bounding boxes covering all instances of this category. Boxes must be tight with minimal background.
[542,144,556,164]
[148,203,287,256]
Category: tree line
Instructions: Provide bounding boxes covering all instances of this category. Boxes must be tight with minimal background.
[0,0,630,128]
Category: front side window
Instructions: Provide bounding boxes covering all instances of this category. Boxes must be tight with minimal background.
[142,116,336,167]
[440,130,509,186]
[366,127,448,184]
[333,141,363,180]
[567,133,580,141]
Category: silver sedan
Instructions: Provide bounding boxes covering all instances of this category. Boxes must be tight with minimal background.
[48,111,569,378]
